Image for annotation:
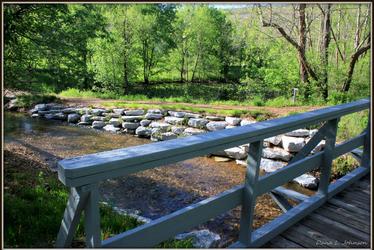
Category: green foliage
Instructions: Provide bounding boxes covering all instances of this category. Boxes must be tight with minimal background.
[15,94,58,108]
[4,160,192,248]
[331,155,358,179]
[337,111,368,141]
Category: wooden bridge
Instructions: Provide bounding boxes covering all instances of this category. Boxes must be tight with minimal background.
[55,98,370,248]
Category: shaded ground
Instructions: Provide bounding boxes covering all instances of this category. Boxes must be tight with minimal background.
[60,96,322,117]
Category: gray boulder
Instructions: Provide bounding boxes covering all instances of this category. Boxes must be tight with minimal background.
[175,230,221,248]
[92,109,106,116]
[240,119,256,126]
[225,117,241,126]
[282,136,305,152]
[147,109,162,114]
[34,103,47,111]
[103,124,121,133]
[109,118,122,127]
[67,113,81,123]
[206,116,225,121]
[293,174,318,189]
[213,147,247,160]
[149,122,170,132]
[184,112,201,118]
[135,126,152,138]
[152,132,177,141]
[92,121,105,129]
[183,127,206,136]
[188,118,209,129]
[122,116,143,122]
[140,119,152,127]
[81,114,93,123]
[91,116,105,121]
[164,116,185,125]
[125,109,144,116]
[122,122,140,130]
[168,111,186,118]
[171,126,185,135]
[285,129,310,137]
[61,108,77,114]
[309,129,319,138]
[113,108,125,115]
[145,113,163,120]
[262,147,292,161]
[264,135,283,146]
[31,114,39,118]
[206,121,228,131]
[225,125,237,129]
[260,158,287,173]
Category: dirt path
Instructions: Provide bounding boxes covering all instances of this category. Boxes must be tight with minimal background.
[60,97,323,117]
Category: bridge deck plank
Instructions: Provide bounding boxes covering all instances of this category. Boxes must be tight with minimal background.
[266,174,371,248]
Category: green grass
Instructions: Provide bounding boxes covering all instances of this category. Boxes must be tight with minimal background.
[101,101,273,120]
[4,152,193,248]
[58,88,317,108]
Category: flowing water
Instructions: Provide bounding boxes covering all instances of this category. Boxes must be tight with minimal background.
[4,112,313,246]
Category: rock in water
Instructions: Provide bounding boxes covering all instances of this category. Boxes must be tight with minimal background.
[285,129,310,137]
[92,121,105,129]
[183,127,206,136]
[264,135,282,146]
[293,174,318,189]
[103,124,121,133]
[109,118,122,127]
[282,136,305,152]
[140,119,152,127]
[67,113,81,123]
[135,126,152,138]
[262,147,292,161]
[122,122,140,130]
[240,119,256,126]
[125,109,144,116]
[34,103,47,111]
[81,114,93,123]
[225,117,241,126]
[206,121,228,131]
[188,118,209,129]
[260,158,287,173]
[164,116,185,125]
[175,230,221,248]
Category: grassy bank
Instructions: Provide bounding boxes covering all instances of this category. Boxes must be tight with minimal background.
[3,143,193,248]
[58,88,310,107]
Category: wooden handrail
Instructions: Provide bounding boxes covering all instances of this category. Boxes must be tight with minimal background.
[55,98,371,248]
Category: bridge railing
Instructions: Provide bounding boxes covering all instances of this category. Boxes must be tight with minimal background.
[55,98,370,248]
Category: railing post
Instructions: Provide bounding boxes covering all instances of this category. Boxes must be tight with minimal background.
[238,140,263,247]
[55,186,89,247]
[361,111,371,169]
[318,119,339,197]
[84,183,102,248]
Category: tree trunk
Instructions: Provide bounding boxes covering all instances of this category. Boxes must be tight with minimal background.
[341,44,370,92]
[191,51,200,82]
[319,4,331,100]
[298,4,310,99]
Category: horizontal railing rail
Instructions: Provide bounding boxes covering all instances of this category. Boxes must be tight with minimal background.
[55,98,370,248]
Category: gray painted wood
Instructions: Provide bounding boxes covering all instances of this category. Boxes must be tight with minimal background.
[272,186,309,202]
[102,185,243,247]
[318,119,338,196]
[84,184,101,247]
[361,113,370,168]
[238,141,262,246]
[288,121,329,165]
[58,98,369,187]
[269,192,293,212]
[333,133,366,158]
[265,235,303,248]
[55,187,89,247]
